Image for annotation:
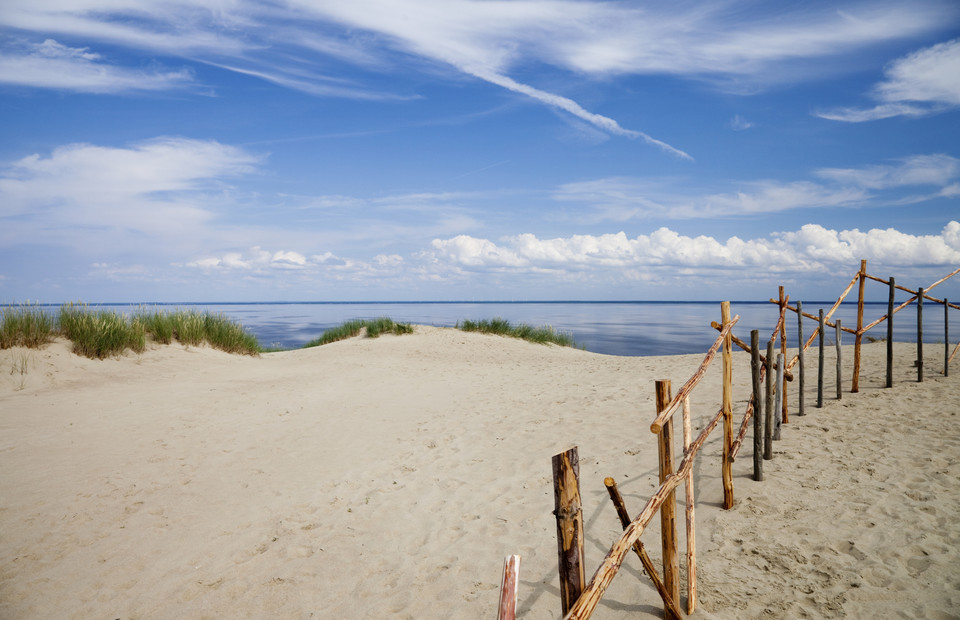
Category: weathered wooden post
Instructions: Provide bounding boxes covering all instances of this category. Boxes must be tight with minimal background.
[497,555,521,620]
[779,286,789,424]
[603,478,683,620]
[681,396,696,615]
[887,277,895,388]
[773,354,784,440]
[764,339,774,460]
[945,298,950,378]
[552,447,584,616]
[818,309,825,407]
[917,287,924,383]
[721,302,734,510]
[853,259,866,392]
[836,319,843,400]
[797,300,805,416]
[751,330,763,481]
[655,380,681,614]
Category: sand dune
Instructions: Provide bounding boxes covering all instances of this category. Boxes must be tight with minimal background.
[1,328,957,618]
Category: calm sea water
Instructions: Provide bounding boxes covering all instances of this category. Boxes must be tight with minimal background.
[58,301,944,357]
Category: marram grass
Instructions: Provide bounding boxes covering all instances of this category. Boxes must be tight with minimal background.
[304,317,414,347]
[0,303,261,359]
[456,317,576,348]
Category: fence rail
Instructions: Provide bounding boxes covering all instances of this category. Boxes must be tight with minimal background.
[496,260,958,618]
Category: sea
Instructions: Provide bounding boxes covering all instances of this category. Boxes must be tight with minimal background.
[41,300,944,357]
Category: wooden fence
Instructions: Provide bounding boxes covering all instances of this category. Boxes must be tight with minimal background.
[496,260,959,620]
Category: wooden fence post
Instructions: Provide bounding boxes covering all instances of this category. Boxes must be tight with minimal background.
[497,555,521,620]
[818,309,825,407]
[655,380,681,612]
[779,287,789,424]
[682,396,697,615]
[887,277,895,388]
[835,319,843,400]
[764,339,774,460]
[797,300,805,416]
[751,330,763,481]
[918,287,924,383]
[853,259,866,393]
[721,301,734,510]
[945,298,950,378]
[552,447,584,616]
[773,354,784,440]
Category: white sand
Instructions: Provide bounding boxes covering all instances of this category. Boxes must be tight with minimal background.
[1,328,957,618]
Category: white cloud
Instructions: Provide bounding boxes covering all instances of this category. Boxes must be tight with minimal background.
[425,223,960,277]
[729,115,754,131]
[817,38,960,121]
[0,39,195,93]
[554,154,959,220]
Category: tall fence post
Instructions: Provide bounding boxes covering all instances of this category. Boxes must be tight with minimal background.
[655,380,681,613]
[853,259,866,392]
[945,298,950,378]
[797,300,805,416]
[764,339,774,459]
[552,447,584,616]
[835,319,843,400]
[773,354,784,440]
[818,309,825,407]
[917,287,924,383]
[750,330,763,481]
[779,286,789,424]
[721,302,734,510]
[887,277,895,388]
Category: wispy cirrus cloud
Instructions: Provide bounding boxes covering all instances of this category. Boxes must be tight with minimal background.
[553,154,960,221]
[3,1,954,153]
[817,38,960,122]
[0,39,195,93]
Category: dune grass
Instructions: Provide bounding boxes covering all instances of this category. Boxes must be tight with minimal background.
[456,317,576,348]
[1,303,261,359]
[0,303,56,349]
[304,317,414,347]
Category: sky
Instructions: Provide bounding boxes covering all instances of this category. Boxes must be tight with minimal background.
[1,0,959,303]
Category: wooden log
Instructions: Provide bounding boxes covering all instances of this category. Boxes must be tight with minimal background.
[650,314,739,433]
[710,321,794,381]
[655,380,681,612]
[721,302,735,510]
[682,397,697,615]
[946,299,950,378]
[853,260,866,393]
[764,339,774,460]
[751,330,763,481]
[602,478,683,620]
[773,354,784,441]
[887,277,895,388]
[730,386,757,461]
[565,407,725,620]
[797,300,805,416]
[917,287,924,383]
[552,447,584,616]
[497,555,521,620]
[818,309,825,408]
[779,287,789,425]
[778,302,858,335]
[949,340,960,366]
[836,319,843,400]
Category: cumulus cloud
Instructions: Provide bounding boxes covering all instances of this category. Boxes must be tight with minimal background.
[817,38,960,121]
[426,223,960,278]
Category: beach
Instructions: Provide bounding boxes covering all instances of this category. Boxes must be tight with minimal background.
[1,328,957,618]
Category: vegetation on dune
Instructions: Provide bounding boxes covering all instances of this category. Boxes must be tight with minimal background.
[456,317,576,348]
[304,317,414,347]
[0,303,262,359]
[0,303,56,349]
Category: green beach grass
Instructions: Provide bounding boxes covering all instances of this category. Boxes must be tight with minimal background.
[304,317,414,347]
[456,317,576,348]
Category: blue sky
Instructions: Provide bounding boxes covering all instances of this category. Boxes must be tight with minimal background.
[1,1,959,303]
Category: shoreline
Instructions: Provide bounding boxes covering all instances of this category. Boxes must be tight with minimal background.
[1,328,957,618]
